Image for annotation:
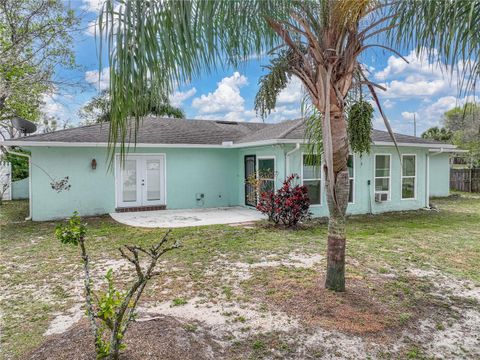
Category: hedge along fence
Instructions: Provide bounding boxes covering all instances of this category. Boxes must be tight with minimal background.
[450,168,480,193]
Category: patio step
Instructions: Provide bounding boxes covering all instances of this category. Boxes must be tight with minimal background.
[115,205,166,213]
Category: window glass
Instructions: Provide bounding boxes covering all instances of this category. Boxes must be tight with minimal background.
[302,154,321,205]
[403,155,415,177]
[258,158,275,193]
[347,155,354,203]
[304,180,321,205]
[402,178,415,199]
[401,155,416,199]
[375,178,389,192]
[347,155,354,178]
[303,154,322,179]
[375,155,390,177]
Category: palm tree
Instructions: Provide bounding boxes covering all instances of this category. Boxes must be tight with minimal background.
[79,90,185,124]
[421,126,453,142]
[99,0,479,293]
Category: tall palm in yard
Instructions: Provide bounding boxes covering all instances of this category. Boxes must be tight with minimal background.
[100,0,479,292]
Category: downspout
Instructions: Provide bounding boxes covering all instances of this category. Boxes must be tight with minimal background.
[425,153,430,208]
[4,148,32,220]
[285,143,300,178]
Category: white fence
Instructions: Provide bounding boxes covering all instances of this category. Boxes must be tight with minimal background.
[0,161,12,201]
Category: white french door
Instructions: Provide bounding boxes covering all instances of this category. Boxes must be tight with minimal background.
[116,155,166,208]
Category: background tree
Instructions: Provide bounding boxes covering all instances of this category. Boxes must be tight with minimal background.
[444,103,480,167]
[79,90,185,125]
[421,126,453,142]
[100,0,480,291]
[0,0,79,139]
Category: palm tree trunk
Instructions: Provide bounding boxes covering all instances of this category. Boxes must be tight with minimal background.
[323,110,350,292]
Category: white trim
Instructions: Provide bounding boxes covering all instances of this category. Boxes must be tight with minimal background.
[285,143,300,177]
[0,138,305,148]
[114,153,167,208]
[1,138,457,149]
[374,153,392,201]
[429,148,467,153]
[256,156,276,191]
[301,152,322,206]
[401,154,417,200]
[373,141,456,149]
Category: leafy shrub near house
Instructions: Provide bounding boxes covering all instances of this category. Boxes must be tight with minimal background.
[257,174,311,227]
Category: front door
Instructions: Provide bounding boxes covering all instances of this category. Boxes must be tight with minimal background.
[116,155,166,208]
[244,155,256,206]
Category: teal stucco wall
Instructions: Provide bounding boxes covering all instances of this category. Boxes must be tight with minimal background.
[27,146,240,220]
[26,144,448,221]
[429,153,450,197]
[12,177,29,199]
[286,145,430,217]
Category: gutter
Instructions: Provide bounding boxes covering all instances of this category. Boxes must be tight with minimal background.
[285,143,300,177]
[3,147,32,220]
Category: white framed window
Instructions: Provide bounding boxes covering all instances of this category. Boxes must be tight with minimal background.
[374,154,391,201]
[257,157,275,193]
[302,153,322,205]
[348,154,355,204]
[401,154,416,200]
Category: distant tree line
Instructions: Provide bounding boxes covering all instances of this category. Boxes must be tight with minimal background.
[422,103,480,167]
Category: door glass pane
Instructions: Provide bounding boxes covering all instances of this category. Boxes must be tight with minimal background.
[245,156,256,206]
[258,158,275,179]
[375,155,390,177]
[122,159,137,202]
[259,179,274,193]
[403,155,415,176]
[146,159,161,201]
[304,180,321,204]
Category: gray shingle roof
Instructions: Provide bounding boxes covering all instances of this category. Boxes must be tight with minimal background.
[6,116,448,146]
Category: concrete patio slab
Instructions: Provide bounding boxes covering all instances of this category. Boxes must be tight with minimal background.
[110,206,265,228]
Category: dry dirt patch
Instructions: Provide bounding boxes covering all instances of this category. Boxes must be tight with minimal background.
[28,316,224,360]
[243,267,430,337]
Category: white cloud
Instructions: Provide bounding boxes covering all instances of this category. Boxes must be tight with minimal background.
[383,99,394,109]
[190,72,264,122]
[85,67,110,91]
[392,95,479,135]
[169,88,197,107]
[85,19,98,37]
[263,105,302,123]
[374,49,457,99]
[192,72,248,114]
[277,77,304,104]
[41,94,64,115]
[82,0,104,13]
[401,111,418,121]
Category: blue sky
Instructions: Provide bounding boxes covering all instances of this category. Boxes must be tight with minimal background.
[47,0,478,136]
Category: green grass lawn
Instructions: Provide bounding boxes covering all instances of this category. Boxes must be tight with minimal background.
[0,194,479,359]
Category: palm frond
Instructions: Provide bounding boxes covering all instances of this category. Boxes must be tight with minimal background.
[390,0,480,93]
[254,49,295,120]
[99,0,293,160]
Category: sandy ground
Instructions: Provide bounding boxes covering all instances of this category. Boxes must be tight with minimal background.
[32,252,480,359]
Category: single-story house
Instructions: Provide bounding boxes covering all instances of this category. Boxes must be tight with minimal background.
[1,117,456,221]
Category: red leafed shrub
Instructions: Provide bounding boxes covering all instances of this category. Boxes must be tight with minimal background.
[257,174,311,227]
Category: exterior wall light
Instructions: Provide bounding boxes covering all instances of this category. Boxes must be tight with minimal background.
[91,159,97,170]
